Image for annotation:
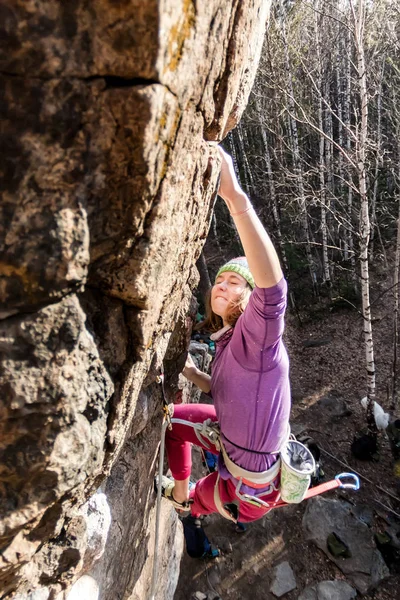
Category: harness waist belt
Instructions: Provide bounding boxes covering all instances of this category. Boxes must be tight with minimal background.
[220,439,281,485]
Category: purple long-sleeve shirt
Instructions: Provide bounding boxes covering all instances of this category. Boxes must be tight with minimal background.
[210,278,291,483]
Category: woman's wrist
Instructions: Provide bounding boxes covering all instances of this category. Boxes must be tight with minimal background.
[225,192,252,216]
[230,204,254,217]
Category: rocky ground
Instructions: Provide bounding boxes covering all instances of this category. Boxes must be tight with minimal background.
[174,254,400,600]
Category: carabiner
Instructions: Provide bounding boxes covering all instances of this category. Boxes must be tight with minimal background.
[335,472,360,491]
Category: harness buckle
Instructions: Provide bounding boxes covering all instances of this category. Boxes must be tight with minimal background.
[201,419,221,450]
[234,478,273,508]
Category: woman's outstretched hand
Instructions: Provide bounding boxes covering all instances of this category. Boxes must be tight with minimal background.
[215,146,283,288]
[217,147,246,203]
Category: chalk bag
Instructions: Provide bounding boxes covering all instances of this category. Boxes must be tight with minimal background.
[280,440,316,504]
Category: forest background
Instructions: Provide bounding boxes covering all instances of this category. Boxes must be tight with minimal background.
[178,2,400,598]
[201,0,400,424]
[176,4,400,595]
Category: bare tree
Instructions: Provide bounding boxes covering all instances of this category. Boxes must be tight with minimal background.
[315,0,331,285]
[280,4,318,291]
[392,176,400,410]
[350,0,376,429]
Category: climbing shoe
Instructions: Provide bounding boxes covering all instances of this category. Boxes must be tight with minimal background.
[155,475,193,513]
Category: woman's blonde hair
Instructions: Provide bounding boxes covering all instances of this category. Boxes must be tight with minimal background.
[198,284,252,333]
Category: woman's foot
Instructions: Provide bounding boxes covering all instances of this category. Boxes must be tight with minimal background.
[155,475,192,513]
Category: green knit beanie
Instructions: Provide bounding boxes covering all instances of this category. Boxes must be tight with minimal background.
[215,257,255,289]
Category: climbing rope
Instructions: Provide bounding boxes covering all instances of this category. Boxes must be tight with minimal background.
[149,417,169,600]
[149,372,171,600]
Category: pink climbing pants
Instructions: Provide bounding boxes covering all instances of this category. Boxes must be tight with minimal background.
[165,404,280,523]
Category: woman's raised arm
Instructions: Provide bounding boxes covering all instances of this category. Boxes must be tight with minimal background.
[217,147,283,289]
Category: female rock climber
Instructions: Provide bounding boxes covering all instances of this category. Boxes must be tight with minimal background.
[161,146,291,525]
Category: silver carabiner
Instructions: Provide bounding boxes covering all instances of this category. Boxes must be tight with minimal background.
[335,472,360,491]
[234,479,271,508]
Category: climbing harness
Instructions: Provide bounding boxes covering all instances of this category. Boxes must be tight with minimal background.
[150,383,360,598]
[211,471,361,522]
[156,414,360,526]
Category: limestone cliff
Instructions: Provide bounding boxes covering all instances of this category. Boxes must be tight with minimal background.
[0,2,271,598]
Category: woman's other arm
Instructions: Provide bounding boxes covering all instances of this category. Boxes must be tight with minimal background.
[218,147,283,289]
[182,354,211,393]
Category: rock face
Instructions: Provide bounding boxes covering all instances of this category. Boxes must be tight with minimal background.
[0,1,271,598]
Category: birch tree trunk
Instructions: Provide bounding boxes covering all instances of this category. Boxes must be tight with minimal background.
[345,23,357,280]
[227,134,240,182]
[370,58,387,266]
[241,123,256,191]
[235,122,254,194]
[259,112,289,273]
[352,0,376,429]
[392,180,400,410]
[324,77,334,210]
[337,31,346,259]
[315,2,330,285]
[281,10,318,291]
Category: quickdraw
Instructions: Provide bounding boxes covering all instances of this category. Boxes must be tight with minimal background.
[156,373,172,430]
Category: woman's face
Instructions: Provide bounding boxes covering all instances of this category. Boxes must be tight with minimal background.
[211,270,248,322]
